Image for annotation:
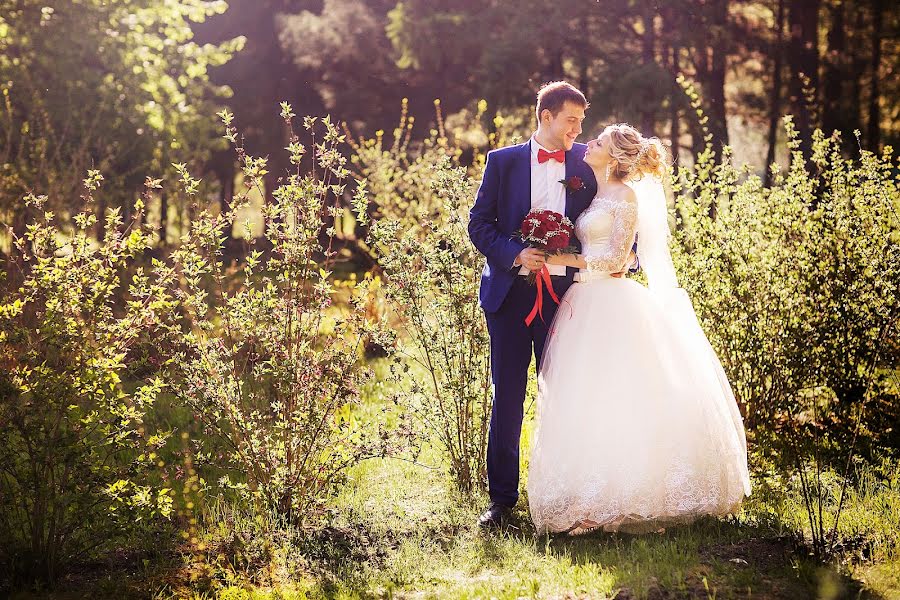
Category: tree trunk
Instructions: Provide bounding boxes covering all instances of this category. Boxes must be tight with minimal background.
[848,4,866,143]
[765,0,786,186]
[641,13,657,133]
[686,1,729,157]
[578,50,590,100]
[159,191,169,246]
[707,46,729,152]
[822,0,853,145]
[706,0,730,153]
[661,7,681,167]
[8,200,29,287]
[690,44,710,157]
[549,49,564,81]
[96,194,106,242]
[670,42,681,168]
[787,0,822,154]
[867,0,884,149]
[218,162,235,217]
[263,168,278,230]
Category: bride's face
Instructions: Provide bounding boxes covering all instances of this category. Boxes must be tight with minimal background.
[583,132,610,168]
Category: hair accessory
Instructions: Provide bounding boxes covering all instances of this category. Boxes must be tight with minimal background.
[634,139,651,166]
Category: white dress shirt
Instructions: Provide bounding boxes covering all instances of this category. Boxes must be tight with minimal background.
[517,136,568,277]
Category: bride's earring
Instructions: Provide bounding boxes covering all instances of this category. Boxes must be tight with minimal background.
[605,163,611,183]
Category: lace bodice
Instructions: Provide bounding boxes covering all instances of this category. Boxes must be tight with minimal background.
[574,195,638,274]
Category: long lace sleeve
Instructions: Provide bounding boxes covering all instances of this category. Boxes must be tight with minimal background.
[584,199,638,274]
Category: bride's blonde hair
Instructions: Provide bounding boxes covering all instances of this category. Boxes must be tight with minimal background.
[602,123,669,180]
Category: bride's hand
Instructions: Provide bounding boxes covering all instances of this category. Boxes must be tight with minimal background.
[610,250,637,278]
[545,253,566,266]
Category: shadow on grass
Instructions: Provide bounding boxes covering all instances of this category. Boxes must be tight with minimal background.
[5,518,186,600]
[297,489,887,599]
[7,505,889,600]
[484,515,886,600]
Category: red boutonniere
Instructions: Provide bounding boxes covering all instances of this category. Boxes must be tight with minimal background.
[559,175,584,192]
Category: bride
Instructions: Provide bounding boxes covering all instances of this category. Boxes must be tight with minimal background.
[526,123,751,535]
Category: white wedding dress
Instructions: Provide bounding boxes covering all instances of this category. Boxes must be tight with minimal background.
[526,186,751,534]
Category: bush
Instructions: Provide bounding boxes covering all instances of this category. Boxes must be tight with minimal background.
[0,176,178,584]
[672,120,899,453]
[344,98,528,258]
[366,152,492,495]
[671,120,900,556]
[166,105,400,525]
[347,100,524,495]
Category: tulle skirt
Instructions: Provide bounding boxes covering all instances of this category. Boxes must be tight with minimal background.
[526,274,751,534]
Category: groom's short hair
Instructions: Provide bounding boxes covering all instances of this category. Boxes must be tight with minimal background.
[536,81,589,122]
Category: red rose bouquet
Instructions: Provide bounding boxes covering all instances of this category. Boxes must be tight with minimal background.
[515,209,578,325]
[519,209,576,256]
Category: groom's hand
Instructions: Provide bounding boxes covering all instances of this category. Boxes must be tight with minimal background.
[515,248,547,271]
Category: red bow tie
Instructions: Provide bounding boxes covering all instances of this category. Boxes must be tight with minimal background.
[537,148,565,164]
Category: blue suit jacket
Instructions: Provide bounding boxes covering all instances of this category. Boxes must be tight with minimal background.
[468,141,598,313]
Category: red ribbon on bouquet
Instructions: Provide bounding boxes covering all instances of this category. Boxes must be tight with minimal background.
[524,265,561,326]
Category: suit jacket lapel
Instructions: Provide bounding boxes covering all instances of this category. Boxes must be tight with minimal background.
[511,141,532,220]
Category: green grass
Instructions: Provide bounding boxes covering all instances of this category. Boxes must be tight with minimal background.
[8,360,900,599]
[11,443,899,600]
[280,451,885,600]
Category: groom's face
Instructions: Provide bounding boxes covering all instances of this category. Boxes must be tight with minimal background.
[542,101,585,151]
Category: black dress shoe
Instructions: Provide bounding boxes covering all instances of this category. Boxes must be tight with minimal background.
[478,502,512,529]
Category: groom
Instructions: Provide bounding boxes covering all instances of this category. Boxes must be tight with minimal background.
[468,81,636,529]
